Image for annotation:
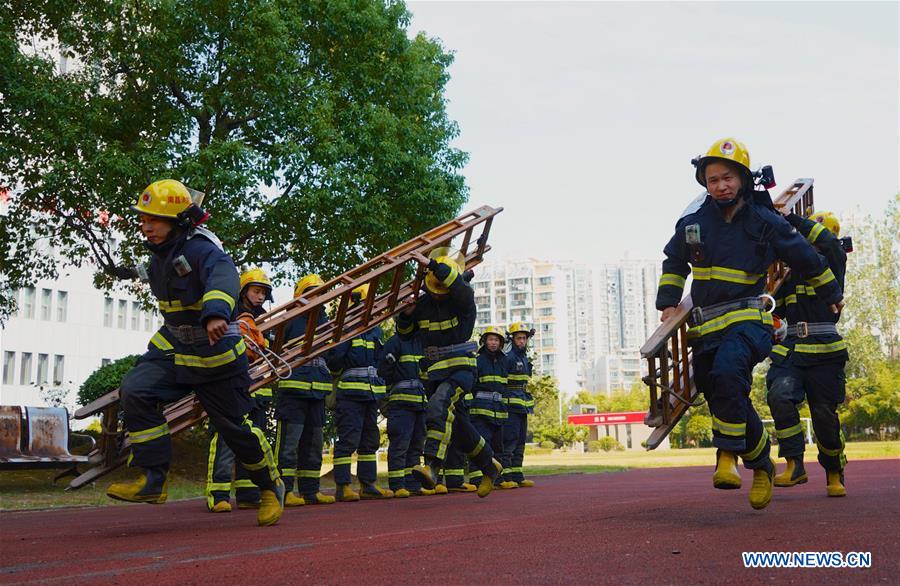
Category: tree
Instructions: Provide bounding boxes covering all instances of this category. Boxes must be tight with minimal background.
[0,0,468,322]
[529,374,562,432]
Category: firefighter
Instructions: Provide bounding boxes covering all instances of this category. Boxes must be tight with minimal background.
[378,334,435,497]
[326,284,393,501]
[106,180,283,526]
[206,267,275,512]
[275,274,336,506]
[503,322,535,488]
[767,211,849,497]
[400,248,503,498]
[656,139,843,510]
[468,326,517,490]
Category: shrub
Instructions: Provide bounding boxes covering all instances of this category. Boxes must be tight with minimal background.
[586,440,604,453]
[539,440,556,450]
[78,355,140,406]
[597,436,621,452]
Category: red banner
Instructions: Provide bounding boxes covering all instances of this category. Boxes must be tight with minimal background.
[567,411,645,426]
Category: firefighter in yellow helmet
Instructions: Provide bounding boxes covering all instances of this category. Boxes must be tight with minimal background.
[107,180,284,526]
[465,326,515,490]
[766,211,850,496]
[655,140,843,509]
[205,267,275,512]
[326,283,393,501]
[399,247,503,498]
[273,273,337,505]
[503,321,535,488]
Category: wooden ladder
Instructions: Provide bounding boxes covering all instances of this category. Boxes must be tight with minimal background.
[68,205,503,489]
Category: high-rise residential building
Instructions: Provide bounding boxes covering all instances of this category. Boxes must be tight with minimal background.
[589,259,663,395]
[472,259,595,398]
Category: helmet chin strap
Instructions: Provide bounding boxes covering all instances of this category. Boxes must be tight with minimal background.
[714,197,739,209]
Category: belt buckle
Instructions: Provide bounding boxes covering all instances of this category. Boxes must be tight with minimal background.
[423,346,439,361]
[796,321,809,338]
[174,324,193,342]
[690,306,704,325]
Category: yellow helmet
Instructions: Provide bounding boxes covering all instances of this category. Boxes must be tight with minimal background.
[809,211,840,236]
[479,325,506,346]
[693,138,751,187]
[131,179,194,218]
[294,274,325,298]
[240,267,273,302]
[424,247,466,295]
[507,321,534,338]
[351,283,370,304]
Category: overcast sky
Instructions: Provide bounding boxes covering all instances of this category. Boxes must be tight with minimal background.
[406,1,899,265]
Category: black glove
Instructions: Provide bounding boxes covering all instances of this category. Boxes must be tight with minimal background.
[463,269,475,282]
[105,265,140,280]
[427,258,440,272]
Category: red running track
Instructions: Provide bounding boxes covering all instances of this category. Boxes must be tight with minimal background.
[1,460,898,584]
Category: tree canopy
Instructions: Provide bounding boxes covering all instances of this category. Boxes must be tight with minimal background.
[0,0,468,320]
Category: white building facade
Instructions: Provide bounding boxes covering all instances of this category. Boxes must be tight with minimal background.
[588,259,663,395]
[472,259,595,398]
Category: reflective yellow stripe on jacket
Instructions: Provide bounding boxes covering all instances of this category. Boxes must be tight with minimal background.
[692,266,764,285]
[175,339,246,369]
[158,299,203,313]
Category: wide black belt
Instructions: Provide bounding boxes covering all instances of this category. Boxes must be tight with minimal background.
[786,322,838,338]
[423,341,478,362]
[165,322,240,345]
[690,296,767,326]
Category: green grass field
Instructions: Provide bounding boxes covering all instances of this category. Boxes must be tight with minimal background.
[1,440,896,511]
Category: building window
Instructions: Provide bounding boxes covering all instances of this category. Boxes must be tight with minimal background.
[538,276,552,286]
[144,311,152,331]
[131,302,141,329]
[56,291,68,322]
[101,358,111,367]
[53,355,65,385]
[117,299,127,329]
[37,354,49,385]
[3,352,15,385]
[626,424,633,449]
[22,287,35,319]
[104,298,113,327]
[20,353,32,385]
[40,288,52,320]
[539,307,553,316]
[542,337,554,347]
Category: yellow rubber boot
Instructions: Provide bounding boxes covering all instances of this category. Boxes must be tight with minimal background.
[433,484,449,495]
[518,479,535,488]
[303,492,336,505]
[826,471,846,497]
[449,483,477,493]
[258,478,285,527]
[237,501,260,510]
[749,460,775,510]
[284,492,306,507]
[107,468,168,504]
[336,484,360,502]
[413,487,436,496]
[360,484,394,500]
[210,500,232,513]
[411,462,439,490]
[712,450,741,490]
[499,481,519,490]
[477,459,504,498]
[774,457,808,487]
[394,488,411,498]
